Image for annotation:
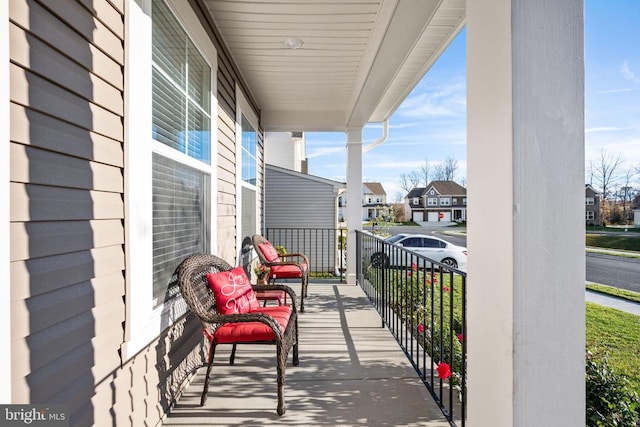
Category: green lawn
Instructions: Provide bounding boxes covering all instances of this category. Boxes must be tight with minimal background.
[586,234,640,252]
[586,302,640,393]
[587,283,640,304]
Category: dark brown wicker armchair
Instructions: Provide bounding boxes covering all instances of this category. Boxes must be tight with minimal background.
[252,234,310,312]
[176,253,299,415]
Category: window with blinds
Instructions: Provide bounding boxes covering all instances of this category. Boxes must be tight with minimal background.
[151,0,212,306]
[152,0,211,164]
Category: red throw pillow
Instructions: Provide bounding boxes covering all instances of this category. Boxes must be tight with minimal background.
[258,242,280,262]
[206,266,259,315]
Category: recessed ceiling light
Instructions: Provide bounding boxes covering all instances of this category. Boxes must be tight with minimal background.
[284,37,304,49]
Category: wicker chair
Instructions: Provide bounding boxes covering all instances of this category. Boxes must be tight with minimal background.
[252,234,310,312]
[176,253,299,415]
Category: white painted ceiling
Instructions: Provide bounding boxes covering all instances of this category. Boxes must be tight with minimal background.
[202,0,465,132]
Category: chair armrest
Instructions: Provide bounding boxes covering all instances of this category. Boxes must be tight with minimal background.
[280,252,309,265]
[252,284,298,314]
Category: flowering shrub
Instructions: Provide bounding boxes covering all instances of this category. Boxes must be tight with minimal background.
[586,348,639,426]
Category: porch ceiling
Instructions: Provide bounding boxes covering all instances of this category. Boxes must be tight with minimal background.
[201,0,465,132]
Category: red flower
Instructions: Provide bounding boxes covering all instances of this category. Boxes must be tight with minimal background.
[407,271,412,277]
[411,262,417,271]
[417,324,425,333]
[436,362,452,380]
[443,286,450,292]
[457,333,463,342]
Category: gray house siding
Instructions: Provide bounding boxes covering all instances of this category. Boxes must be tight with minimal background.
[264,165,342,273]
[9,0,127,423]
[8,0,262,425]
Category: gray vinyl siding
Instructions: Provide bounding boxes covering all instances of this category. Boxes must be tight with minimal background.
[9,1,263,424]
[264,166,342,273]
[264,167,339,229]
[9,0,126,424]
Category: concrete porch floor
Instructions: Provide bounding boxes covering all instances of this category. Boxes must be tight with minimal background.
[162,281,451,426]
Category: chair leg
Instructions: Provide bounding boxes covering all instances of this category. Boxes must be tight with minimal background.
[229,344,237,365]
[201,342,217,406]
[276,345,286,415]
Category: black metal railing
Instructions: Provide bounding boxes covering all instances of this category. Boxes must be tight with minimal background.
[356,230,467,427]
[264,227,347,282]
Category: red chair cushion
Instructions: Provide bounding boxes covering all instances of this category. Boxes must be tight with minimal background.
[206,266,260,315]
[269,264,306,279]
[213,306,292,343]
[258,242,280,262]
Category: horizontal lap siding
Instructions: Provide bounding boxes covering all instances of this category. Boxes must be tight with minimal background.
[9,0,125,425]
[216,56,237,262]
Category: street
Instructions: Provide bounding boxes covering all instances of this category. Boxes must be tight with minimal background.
[376,225,640,293]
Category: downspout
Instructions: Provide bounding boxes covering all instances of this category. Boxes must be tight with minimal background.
[363,119,388,153]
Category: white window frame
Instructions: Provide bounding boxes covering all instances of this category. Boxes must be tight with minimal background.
[1,2,11,401]
[440,197,451,206]
[428,197,438,206]
[463,197,467,205]
[586,197,595,205]
[586,211,594,220]
[413,197,420,205]
[122,0,218,359]
[235,87,260,252]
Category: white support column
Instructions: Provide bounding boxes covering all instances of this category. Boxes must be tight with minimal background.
[345,128,363,285]
[1,0,11,403]
[467,1,584,426]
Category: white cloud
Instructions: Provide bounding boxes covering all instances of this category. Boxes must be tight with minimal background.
[306,146,344,159]
[620,60,639,82]
[586,125,640,133]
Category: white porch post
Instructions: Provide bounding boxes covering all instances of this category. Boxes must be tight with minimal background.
[345,128,363,285]
[467,1,585,426]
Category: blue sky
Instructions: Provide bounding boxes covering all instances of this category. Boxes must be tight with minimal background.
[305,1,640,202]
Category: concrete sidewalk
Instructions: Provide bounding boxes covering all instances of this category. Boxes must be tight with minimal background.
[585,289,640,316]
[163,282,451,426]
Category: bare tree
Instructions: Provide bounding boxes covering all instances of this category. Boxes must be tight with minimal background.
[420,159,430,186]
[399,171,422,192]
[619,168,636,222]
[432,164,446,181]
[394,191,404,203]
[590,150,623,200]
[443,156,458,181]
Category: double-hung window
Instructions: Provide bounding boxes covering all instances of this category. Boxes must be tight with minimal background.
[151,0,212,307]
[427,197,438,206]
[124,0,217,358]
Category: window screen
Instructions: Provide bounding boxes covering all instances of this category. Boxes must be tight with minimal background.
[152,154,210,306]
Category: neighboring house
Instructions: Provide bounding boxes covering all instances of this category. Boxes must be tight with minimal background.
[405,181,467,223]
[264,132,307,173]
[337,182,392,222]
[585,184,601,226]
[362,182,391,221]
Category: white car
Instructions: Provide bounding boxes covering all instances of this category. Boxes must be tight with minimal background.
[370,233,467,270]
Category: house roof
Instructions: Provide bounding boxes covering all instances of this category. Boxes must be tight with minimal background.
[266,163,345,189]
[200,0,465,132]
[426,181,467,196]
[364,182,386,195]
[406,187,426,199]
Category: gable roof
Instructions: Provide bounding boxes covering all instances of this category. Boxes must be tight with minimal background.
[364,182,386,195]
[426,181,467,196]
[406,187,426,199]
[266,163,345,189]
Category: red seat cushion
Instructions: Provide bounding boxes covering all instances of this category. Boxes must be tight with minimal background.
[258,242,280,262]
[206,266,260,315]
[213,305,292,343]
[269,264,306,279]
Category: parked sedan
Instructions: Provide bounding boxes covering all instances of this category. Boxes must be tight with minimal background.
[370,233,467,270]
